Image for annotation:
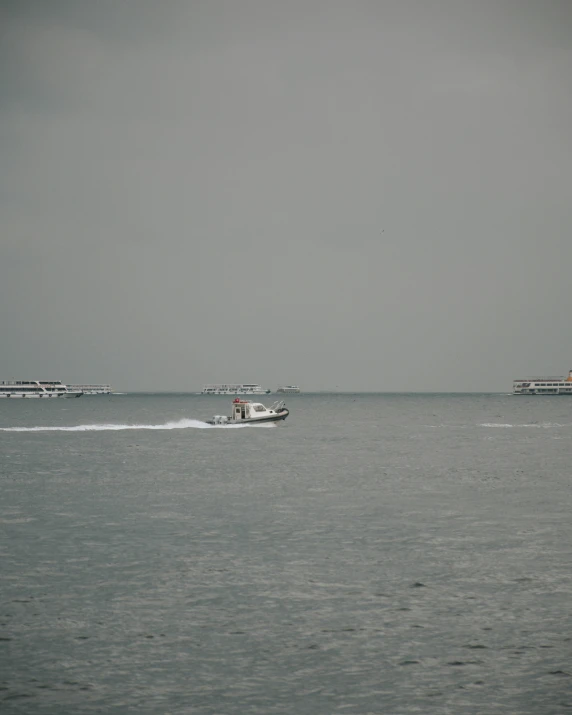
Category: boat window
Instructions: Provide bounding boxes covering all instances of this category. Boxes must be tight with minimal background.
[253,405,266,412]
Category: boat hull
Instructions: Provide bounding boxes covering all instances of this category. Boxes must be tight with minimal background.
[0,392,83,398]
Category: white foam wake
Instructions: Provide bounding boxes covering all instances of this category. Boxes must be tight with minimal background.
[0,418,248,432]
[480,422,571,428]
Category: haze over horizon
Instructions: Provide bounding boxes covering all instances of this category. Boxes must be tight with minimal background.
[2,0,571,392]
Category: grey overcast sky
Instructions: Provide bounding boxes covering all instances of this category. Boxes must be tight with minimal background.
[1,0,571,392]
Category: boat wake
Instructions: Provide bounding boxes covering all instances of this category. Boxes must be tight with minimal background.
[0,418,257,432]
[480,422,571,428]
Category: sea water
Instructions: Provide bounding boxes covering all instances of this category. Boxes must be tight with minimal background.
[1,393,571,714]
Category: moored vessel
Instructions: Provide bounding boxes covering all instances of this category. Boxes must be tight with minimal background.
[67,384,114,395]
[202,383,271,395]
[513,369,572,395]
[277,385,300,393]
[207,398,289,425]
[0,381,83,398]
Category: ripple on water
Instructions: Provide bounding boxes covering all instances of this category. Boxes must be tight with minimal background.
[2,393,572,714]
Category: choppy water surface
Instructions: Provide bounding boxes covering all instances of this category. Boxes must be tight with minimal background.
[1,393,571,714]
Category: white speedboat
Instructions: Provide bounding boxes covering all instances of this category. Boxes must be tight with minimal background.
[207,398,289,425]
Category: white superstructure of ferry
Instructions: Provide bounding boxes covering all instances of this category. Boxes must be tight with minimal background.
[513,370,572,395]
[67,384,113,395]
[277,385,301,393]
[0,380,83,398]
[201,383,271,395]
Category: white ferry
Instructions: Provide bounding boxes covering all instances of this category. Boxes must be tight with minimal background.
[0,380,83,398]
[202,383,271,395]
[67,384,113,395]
[513,370,572,395]
[277,385,301,393]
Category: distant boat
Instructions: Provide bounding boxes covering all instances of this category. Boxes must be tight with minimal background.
[513,369,572,395]
[0,380,83,398]
[202,383,271,395]
[67,384,114,395]
[277,385,300,393]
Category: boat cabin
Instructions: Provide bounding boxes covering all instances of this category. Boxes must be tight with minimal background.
[232,398,269,420]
